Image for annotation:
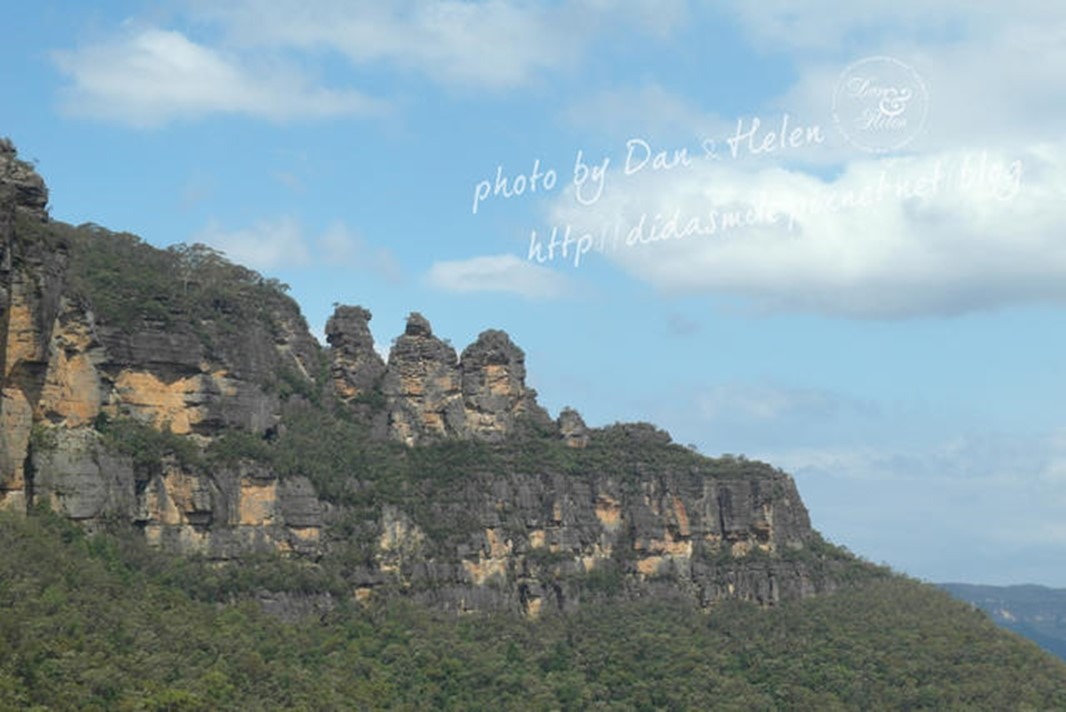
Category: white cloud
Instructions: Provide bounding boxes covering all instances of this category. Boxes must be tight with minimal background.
[546,141,1066,318]
[723,1,1063,52]
[769,430,1066,488]
[1040,427,1066,486]
[564,6,1066,165]
[193,217,311,270]
[191,217,400,275]
[767,431,1066,584]
[563,83,732,142]
[536,4,1066,319]
[695,383,873,423]
[318,222,402,281]
[189,0,687,89]
[53,2,693,125]
[426,254,570,299]
[771,28,1066,156]
[727,3,1066,153]
[53,28,386,126]
[191,1,566,88]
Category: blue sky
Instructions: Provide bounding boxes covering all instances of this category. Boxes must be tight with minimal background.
[3,1,1065,586]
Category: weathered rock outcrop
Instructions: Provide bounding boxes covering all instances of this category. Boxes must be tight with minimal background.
[381,312,466,444]
[349,463,831,616]
[30,427,325,556]
[325,305,385,403]
[1,141,63,512]
[0,138,868,616]
[381,313,464,445]
[558,407,590,448]
[332,309,552,444]
[0,138,47,220]
[460,329,552,440]
[0,141,325,555]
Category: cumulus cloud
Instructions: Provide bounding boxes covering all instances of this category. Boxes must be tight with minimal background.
[54,1,691,125]
[195,1,571,89]
[772,25,1066,155]
[535,4,1066,319]
[53,28,385,126]
[426,254,570,299]
[560,5,1066,165]
[722,0,1062,52]
[192,217,399,275]
[546,140,1065,318]
[695,383,874,423]
[192,217,311,271]
[763,430,1066,583]
[563,82,729,140]
[196,0,689,88]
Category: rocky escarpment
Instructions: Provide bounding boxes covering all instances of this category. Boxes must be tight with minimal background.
[0,137,873,615]
[0,141,324,556]
[350,447,842,616]
[364,312,551,445]
[1,138,60,514]
[325,305,386,411]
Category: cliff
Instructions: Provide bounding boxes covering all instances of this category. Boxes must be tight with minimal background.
[0,138,874,615]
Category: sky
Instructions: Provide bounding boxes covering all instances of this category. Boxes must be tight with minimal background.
[2,1,1065,586]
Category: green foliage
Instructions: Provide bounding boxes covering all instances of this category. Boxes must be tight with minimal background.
[576,562,627,596]
[205,429,275,468]
[942,583,1066,661]
[9,198,1063,706]
[526,547,573,569]
[351,387,387,412]
[270,407,406,504]
[95,414,203,471]
[28,422,58,452]
[269,363,322,405]
[61,225,296,343]
[3,508,1066,710]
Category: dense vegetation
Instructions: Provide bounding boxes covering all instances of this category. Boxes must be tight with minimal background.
[13,212,299,339]
[8,168,1066,708]
[2,510,1065,711]
[942,583,1066,661]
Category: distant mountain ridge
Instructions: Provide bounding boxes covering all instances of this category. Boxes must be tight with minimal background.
[941,583,1066,661]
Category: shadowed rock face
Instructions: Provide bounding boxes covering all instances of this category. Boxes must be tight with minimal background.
[558,407,590,449]
[0,141,325,554]
[325,305,386,402]
[460,329,552,440]
[1,142,63,513]
[381,312,465,445]
[0,138,48,221]
[353,311,551,445]
[350,463,834,617]
[0,138,851,615]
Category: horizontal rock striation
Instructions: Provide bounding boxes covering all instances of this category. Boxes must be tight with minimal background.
[0,141,324,555]
[0,137,865,614]
[345,450,842,616]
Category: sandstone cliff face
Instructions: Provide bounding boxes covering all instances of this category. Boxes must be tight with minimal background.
[29,426,325,558]
[1,140,62,513]
[459,328,551,440]
[0,142,325,555]
[380,312,466,445]
[558,407,590,449]
[0,138,860,615]
[341,441,840,616]
[331,310,552,445]
[325,305,386,405]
